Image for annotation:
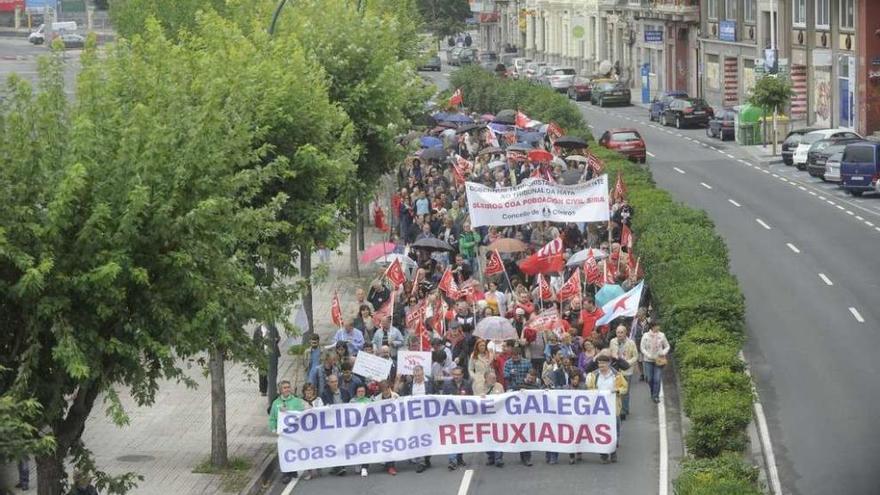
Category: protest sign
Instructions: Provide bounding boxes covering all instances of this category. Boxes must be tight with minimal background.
[277,390,617,471]
[397,351,433,376]
[352,352,392,381]
[464,175,609,227]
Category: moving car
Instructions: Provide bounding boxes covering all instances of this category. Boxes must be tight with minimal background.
[418,54,441,71]
[806,138,861,180]
[598,128,646,163]
[840,141,880,197]
[648,90,688,122]
[28,21,77,45]
[661,98,713,128]
[706,108,736,140]
[567,76,592,101]
[58,34,86,49]
[792,129,862,170]
[458,48,477,65]
[590,81,631,107]
[546,67,577,93]
[447,47,464,65]
[781,128,822,166]
[510,57,532,79]
[534,65,555,85]
[823,151,844,183]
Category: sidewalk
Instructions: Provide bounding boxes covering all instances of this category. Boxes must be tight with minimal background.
[2,227,386,494]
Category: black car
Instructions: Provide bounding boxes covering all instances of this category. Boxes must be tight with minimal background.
[781,128,822,166]
[806,138,862,180]
[662,98,713,128]
[706,108,736,140]
[418,54,441,71]
[590,81,631,107]
[59,33,85,49]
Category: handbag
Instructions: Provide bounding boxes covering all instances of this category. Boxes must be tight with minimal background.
[655,354,668,367]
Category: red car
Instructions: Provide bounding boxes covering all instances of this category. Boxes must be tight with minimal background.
[598,128,647,163]
[567,76,592,101]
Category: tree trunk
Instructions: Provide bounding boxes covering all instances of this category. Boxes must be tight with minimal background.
[266,322,279,409]
[349,196,360,278]
[36,452,64,495]
[209,346,227,469]
[358,194,367,251]
[300,247,314,339]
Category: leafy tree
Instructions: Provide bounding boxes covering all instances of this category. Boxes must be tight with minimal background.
[109,0,229,40]
[417,0,471,42]
[748,75,793,152]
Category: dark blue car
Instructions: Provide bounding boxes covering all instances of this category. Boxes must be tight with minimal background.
[841,141,879,197]
[649,90,688,122]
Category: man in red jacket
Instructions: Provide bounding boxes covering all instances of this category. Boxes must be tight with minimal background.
[580,296,606,340]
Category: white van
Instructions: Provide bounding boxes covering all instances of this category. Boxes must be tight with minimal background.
[28,22,78,45]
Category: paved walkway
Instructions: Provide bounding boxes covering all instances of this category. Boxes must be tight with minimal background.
[2,226,386,494]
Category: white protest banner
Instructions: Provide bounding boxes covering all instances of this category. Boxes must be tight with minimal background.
[277,390,617,471]
[397,351,433,376]
[352,352,392,381]
[464,175,610,227]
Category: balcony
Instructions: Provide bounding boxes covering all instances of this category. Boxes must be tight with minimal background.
[649,0,700,22]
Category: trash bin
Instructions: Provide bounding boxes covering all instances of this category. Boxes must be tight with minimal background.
[759,115,791,144]
[735,104,765,146]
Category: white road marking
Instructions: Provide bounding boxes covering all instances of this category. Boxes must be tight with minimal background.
[866,221,875,227]
[809,191,817,196]
[728,199,742,207]
[875,226,880,233]
[658,388,668,495]
[779,177,789,183]
[762,169,770,174]
[646,151,656,157]
[700,182,713,190]
[724,153,735,158]
[771,173,779,178]
[818,273,834,286]
[818,195,826,200]
[588,125,594,129]
[846,210,854,215]
[673,167,686,174]
[675,133,683,137]
[756,218,772,230]
[280,476,299,495]
[738,159,750,165]
[836,205,845,210]
[798,186,808,191]
[457,469,474,495]
[740,351,784,495]
[849,307,865,323]
[856,215,864,221]
[786,243,800,254]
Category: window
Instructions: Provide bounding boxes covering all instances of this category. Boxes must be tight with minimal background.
[708,0,718,19]
[725,0,737,20]
[793,0,806,26]
[744,0,756,23]
[815,0,829,29]
[839,0,854,30]
[842,146,875,163]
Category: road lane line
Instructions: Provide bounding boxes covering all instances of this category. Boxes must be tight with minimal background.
[728,199,742,207]
[786,243,800,254]
[738,159,750,165]
[771,173,779,178]
[836,205,845,210]
[818,273,834,286]
[673,167,686,174]
[849,307,865,323]
[875,226,880,233]
[762,169,770,174]
[647,151,656,157]
[457,469,474,495]
[809,191,817,196]
[280,477,299,495]
[588,125,594,129]
[846,210,854,215]
[658,388,668,495]
[700,182,712,190]
[740,351,784,495]
[756,218,772,230]
[866,221,875,227]
[798,186,808,191]
[818,195,826,200]
[856,215,864,221]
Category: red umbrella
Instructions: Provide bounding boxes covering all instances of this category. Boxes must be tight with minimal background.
[360,242,397,263]
[527,149,554,163]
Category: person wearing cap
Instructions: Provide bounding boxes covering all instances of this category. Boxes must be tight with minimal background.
[586,354,628,463]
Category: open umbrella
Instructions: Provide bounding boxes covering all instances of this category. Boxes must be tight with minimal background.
[411,237,455,252]
[419,147,448,161]
[554,136,589,148]
[360,242,398,263]
[419,136,443,148]
[527,149,554,163]
[478,146,503,156]
[506,143,533,153]
[516,131,545,144]
[493,109,517,125]
[480,113,495,122]
[474,316,518,341]
[564,154,588,163]
[431,111,451,122]
[456,123,487,134]
[487,237,528,253]
[552,156,567,168]
[438,113,474,124]
[488,122,512,134]
[487,160,507,170]
[373,253,417,267]
[565,248,609,267]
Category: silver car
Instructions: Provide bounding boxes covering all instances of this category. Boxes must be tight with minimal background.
[824,150,843,183]
[546,67,576,92]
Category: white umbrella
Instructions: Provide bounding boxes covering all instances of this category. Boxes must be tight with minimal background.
[566,248,609,267]
[551,156,567,169]
[374,253,417,267]
[487,160,507,169]
[565,154,588,163]
[474,316,518,341]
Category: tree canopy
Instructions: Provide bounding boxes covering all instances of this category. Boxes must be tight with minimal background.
[417,0,472,41]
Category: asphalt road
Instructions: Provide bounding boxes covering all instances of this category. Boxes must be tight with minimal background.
[577,100,880,494]
[0,36,83,97]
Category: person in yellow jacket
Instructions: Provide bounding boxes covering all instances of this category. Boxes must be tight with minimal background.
[585,354,628,464]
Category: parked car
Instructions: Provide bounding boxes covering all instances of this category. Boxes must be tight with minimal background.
[510,57,532,79]
[447,47,464,65]
[840,141,879,196]
[524,62,548,81]
[567,76,592,101]
[824,151,844,183]
[534,65,555,85]
[648,90,688,122]
[706,108,736,140]
[28,21,77,45]
[661,98,713,128]
[590,81,631,107]
[806,138,861,180]
[58,34,85,49]
[598,128,647,163]
[781,128,822,166]
[545,67,577,93]
[418,54,441,71]
[792,129,862,170]
[458,48,477,65]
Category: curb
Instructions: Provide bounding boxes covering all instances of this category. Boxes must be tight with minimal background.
[239,449,278,495]
[739,351,783,495]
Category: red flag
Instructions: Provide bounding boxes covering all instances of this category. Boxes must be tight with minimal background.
[547,121,565,143]
[613,170,628,203]
[448,88,463,107]
[331,290,343,327]
[384,258,406,288]
[537,274,553,301]
[557,269,582,302]
[405,299,428,331]
[604,259,617,285]
[452,154,471,185]
[415,319,432,351]
[371,291,396,325]
[515,111,532,128]
[484,249,505,276]
[620,224,634,251]
[459,282,484,303]
[438,267,460,299]
[431,298,448,336]
[587,152,605,175]
[519,237,565,275]
[584,248,603,286]
[485,126,500,147]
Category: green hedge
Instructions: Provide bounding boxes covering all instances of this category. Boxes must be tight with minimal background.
[450,66,761,492]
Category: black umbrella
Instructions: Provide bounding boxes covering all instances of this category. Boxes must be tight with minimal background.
[554,135,589,148]
[456,123,487,134]
[493,109,517,125]
[419,147,448,161]
[506,143,534,153]
[411,237,455,252]
[478,146,503,156]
